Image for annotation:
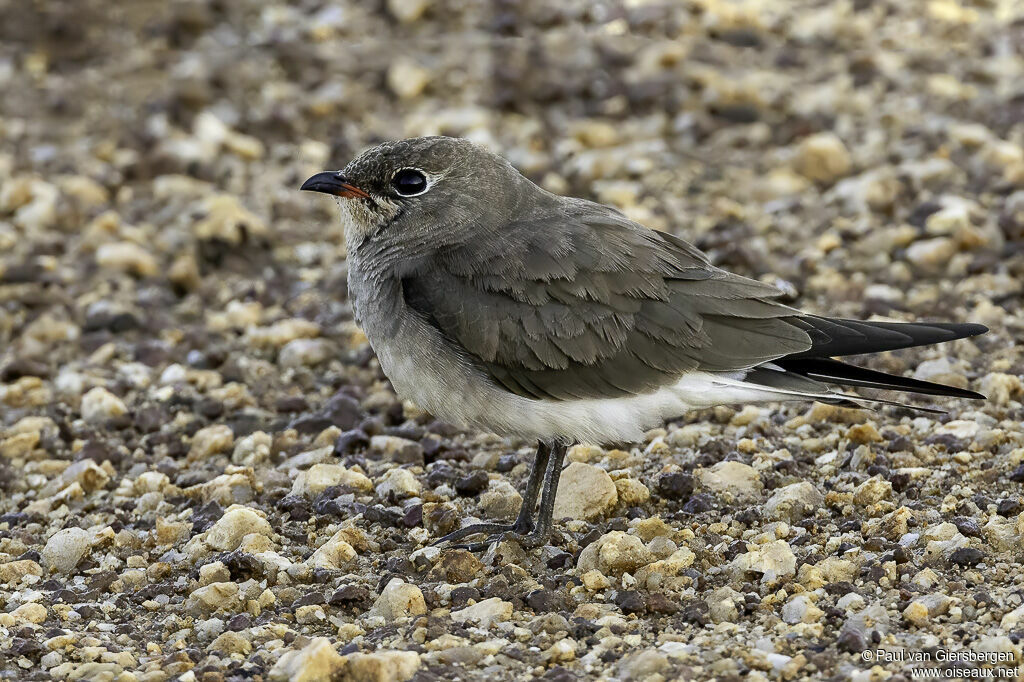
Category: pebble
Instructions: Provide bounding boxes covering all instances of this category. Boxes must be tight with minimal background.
[614,477,651,506]
[370,435,424,463]
[617,649,669,681]
[764,482,823,521]
[552,462,618,520]
[375,468,422,499]
[95,241,159,277]
[696,461,763,502]
[906,237,957,269]
[577,531,655,575]
[386,0,429,23]
[279,338,333,368]
[707,586,741,623]
[344,651,421,682]
[291,463,373,496]
[369,578,427,622]
[732,540,797,585]
[186,581,240,614]
[79,387,127,423]
[209,630,252,655]
[41,527,93,574]
[795,133,852,183]
[387,58,432,100]
[782,594,824,624]
[479,480,522,520]
[9,602,47,625]
[451,597,513,629]
[269,637,344,682]
[204,506,273,551]
[0,559,42,585]
[308,530,358,570]
[189,424,234,459]
[232,431,272,466]
[853,476,892,506]
[192,194,268,244]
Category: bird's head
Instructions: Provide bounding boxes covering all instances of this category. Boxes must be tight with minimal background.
[301,136,531,260]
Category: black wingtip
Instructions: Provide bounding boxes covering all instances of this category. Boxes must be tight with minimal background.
[960,323,989,337]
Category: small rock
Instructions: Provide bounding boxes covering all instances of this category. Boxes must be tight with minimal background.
[732,539,797,585]
[450,597,513,629]
[906,237,957,269]
[386,0,429,23]
[189,424,234,459]
[853,476,892,506]
[949,547,984,567]
[193,194,268,244]
[370,435,423,464]
[42,527,92,574]
[552,462,617,520]
[205,506,273,551]
[291,463,373,496]
[376,468,421,499]
[269,637,344,682]
[279,338,333,368]
[655,472,694,500]
[614,478,651,506]
[764,482,823,521]
[795,132,852,183]
[10,602,47,624]
[209,630,252,656]
[308,531,358,570]
[369,578,427,622]
[902,600,930,627]
[0,559,43,585]
[80,387,127,423]
[617,649,669,681]
[707,586,741,623]
[186,582,240,614]
[387,58,431,100]
[782,594,824,624]
[696,461,762,502]
[577,531,655,575]
[96,241,159,277]
[232,431,272,466]
[344,651,421,682]
[479,480,522,520]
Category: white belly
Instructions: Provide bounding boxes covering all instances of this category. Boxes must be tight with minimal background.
[369,310,786,445]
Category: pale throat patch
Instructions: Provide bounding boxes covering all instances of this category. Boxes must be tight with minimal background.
[334,196,400,249]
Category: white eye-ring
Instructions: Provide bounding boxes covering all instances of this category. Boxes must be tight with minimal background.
[390,168,430,196]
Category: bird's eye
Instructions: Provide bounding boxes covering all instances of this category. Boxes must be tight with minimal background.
[391,168,428,196]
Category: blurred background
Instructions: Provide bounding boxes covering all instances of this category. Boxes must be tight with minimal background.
[2,0,1021,395]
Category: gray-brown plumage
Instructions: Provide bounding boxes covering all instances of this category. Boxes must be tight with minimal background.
[301,136,986,551]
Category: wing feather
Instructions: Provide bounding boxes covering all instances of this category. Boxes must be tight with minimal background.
[400,198,817,400]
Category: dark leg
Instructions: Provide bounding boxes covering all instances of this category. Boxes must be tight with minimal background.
[435,439,569,552]
[432,440,551,546]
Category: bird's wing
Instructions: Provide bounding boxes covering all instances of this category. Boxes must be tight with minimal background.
[400,199,814,401]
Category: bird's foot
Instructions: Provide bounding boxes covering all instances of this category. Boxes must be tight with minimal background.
[432,517,540,551]
[451,528,552,552]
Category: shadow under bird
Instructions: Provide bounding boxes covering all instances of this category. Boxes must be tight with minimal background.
[301,136,987,551]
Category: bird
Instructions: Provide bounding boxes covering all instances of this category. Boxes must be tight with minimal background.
[301,136,987,551]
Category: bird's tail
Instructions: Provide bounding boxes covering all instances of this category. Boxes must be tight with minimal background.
[728,318,987,412]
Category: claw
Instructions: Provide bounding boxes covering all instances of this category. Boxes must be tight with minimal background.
[432,522,518,547]
[437,527,552,553]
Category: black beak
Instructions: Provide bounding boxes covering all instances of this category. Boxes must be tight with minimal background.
[300,171,371,199]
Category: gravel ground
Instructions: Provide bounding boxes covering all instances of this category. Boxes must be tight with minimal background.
[2,1,1024,680]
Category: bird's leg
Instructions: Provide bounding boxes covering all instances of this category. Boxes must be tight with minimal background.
[440,439,570,552]
[432,440,551,546]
